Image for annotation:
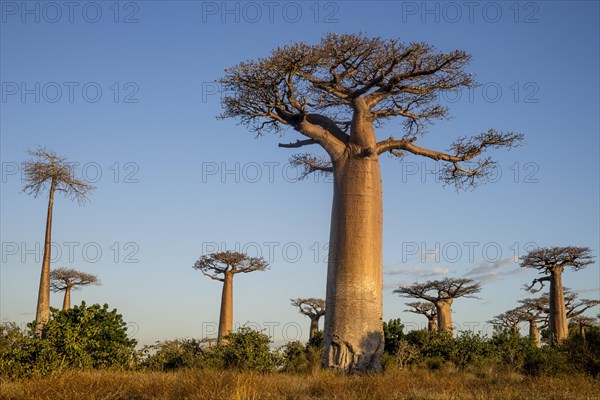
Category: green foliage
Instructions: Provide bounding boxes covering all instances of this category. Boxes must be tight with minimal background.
[141,338,206,371]
[281,340,309,373]
[306,330,323,350]
[0,302,137,379]
[214,327,281,373]
[382,318,404,355]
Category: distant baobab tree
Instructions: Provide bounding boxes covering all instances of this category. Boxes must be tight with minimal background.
[404,302,437,331]
[569,316,597,340]
[290,298,326,339]
[394,278,481,333]
[488,308,523,336]
[517,296,549,347]
[23,147,95,337]
[218,32,522,372]
[521,246,594,344]
[50,268,100,310]
[193,251,268,343]
[564,289,600,321]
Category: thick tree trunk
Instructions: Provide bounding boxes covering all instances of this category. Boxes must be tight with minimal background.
[217,272,233,343]
[435,301,453,333]
[322,142,384,373]
[34,181,55,337]
[549,268,568,344]
[62,286,71,310]
[529,321,541,348]
[309,317,320,339]
[427,317,437,332]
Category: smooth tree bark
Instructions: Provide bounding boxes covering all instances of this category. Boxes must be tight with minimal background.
[49,268,100,310]
[22,147,95,337]
[218,34,522,372]
[394,278,481,333]
[291,298,326,339]
[404,301,437,331]
[193,251,268,343]
[521,246,594,344]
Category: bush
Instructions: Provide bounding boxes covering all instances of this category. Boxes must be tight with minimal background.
[0,302,137,379]
[383,318,404,355]
[141,338,208,370]
[215,327,281,373]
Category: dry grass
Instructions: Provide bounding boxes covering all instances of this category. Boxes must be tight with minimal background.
[1,369,599,400]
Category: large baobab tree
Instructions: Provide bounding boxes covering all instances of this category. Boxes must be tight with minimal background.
[521,246,594,344]
[291,298,326,339]
[49,268,100,310]
[488,308,523,336]
[394,278,481,333]
[404,301,437,331]
[193,251,268,343]
[23,147,95,337]
[218,33,522,372]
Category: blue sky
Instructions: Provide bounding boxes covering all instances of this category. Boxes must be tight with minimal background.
[1,1,598,345]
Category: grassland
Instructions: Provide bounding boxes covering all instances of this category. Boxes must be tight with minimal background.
[1,368,599,400]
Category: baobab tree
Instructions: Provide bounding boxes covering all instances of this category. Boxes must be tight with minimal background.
[564,289,600,320]
[569,316,597,340]
[404,301,437,331]
[49,268,100,310]
[291,298,326,339]
[193,251,268,342]
[394,278,481,333]
[218,33,522,372]
[517,296,549,347]
[23,147,95,337]
[521,246,594,344]
[488,308,523,336]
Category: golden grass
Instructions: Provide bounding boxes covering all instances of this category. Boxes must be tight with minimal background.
[1,369,598,400]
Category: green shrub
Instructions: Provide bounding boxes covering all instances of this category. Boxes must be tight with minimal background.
[141,338,207,370]
[215,327,281,373]
[0,302,137,379]
[383,318,405,355]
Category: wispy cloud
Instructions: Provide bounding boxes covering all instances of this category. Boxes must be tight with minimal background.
[384,265,451,278]
[464,256,522,283]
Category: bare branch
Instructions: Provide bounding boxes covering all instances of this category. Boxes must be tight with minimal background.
[193,251,269,281]
[49,268,100,292]
[278,139,319,148]
[394,277,481,303]
[289,153,333,180]
[291,297,326,318]
[22,146,95,205]
[520,246,595,274]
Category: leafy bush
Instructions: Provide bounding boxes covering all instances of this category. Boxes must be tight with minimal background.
[383,318,404,355]
[0,302,137,379]
[141,338,207,370]
[214,327,281,373]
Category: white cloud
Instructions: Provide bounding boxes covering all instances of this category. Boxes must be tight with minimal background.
[464,256,522,283]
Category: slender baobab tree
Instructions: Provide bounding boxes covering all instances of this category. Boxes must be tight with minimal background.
[193,251,268,343]
[23,147,95,337]
[218,33,522,372]
[291,298,326,339]
[488,308,523,336]
[404,301,437,331]
[49,268,100,310]
[394,278,481,333]
[517,296,549,347]
[521,246,594,344]
[569,316,597,340]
